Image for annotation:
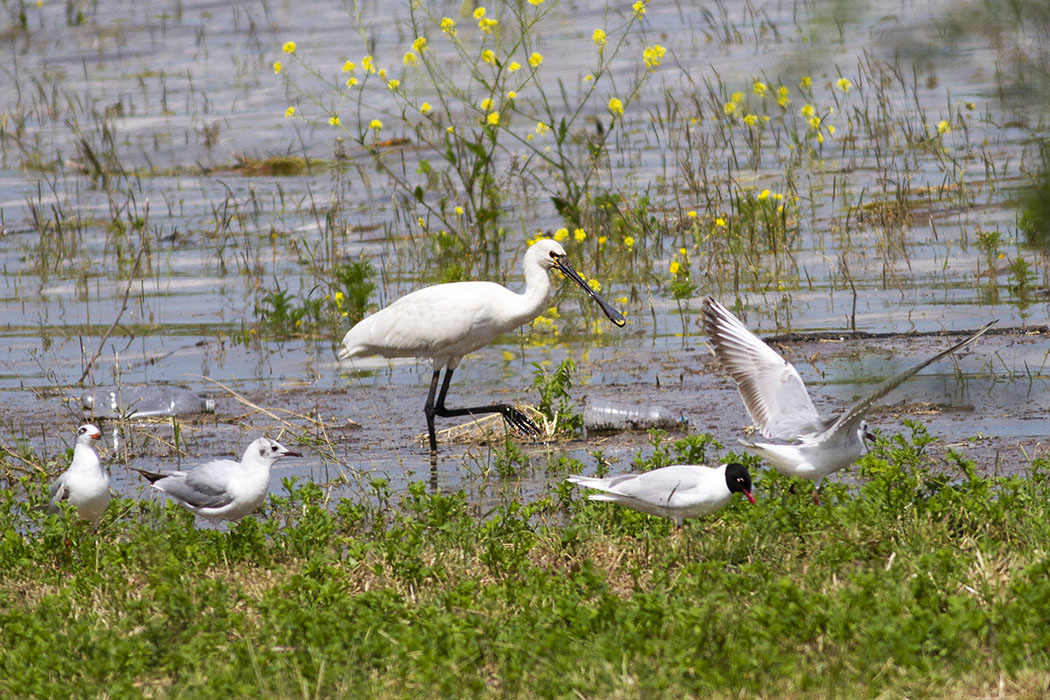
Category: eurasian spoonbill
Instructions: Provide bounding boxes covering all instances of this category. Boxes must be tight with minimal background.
[339,239,626,452]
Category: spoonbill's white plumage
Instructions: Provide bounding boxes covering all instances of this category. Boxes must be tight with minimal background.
[568,462,755,526]
[132,437,299,523]
[702,297,995,499]
[339,239,626,452]
[49,424,110,529]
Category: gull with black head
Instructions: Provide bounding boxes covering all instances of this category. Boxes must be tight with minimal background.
[568,462,755,526]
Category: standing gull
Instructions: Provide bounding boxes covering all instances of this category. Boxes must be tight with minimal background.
[339,238,627,453]
[702,297,994,499]
[49,423,110,529]
[132,437,299,523]
[568,462,755,526]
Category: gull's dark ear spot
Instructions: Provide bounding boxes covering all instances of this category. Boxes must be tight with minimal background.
[259,446,268,458]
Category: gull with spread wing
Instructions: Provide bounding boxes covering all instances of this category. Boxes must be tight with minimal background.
[702,297,994,500]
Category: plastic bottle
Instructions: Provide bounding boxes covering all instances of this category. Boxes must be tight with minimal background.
[81,386,216,418]
[583,399,686,432]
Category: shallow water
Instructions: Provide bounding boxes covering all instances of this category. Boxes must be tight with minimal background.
[1,0,1047,513]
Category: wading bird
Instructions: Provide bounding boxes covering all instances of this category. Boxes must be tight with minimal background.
[339,239,627,453]
[133,437,299,523]
[701,297,994,501]
[568,462,755,526]
[49,423,110,529]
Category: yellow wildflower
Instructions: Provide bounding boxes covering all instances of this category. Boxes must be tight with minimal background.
[715,217,726,227]
[417,217,425,227]
[487,111,500,125]
[273,61,282,74]
[642,44,666,69]
[447,126,455,133]
[473,7,486,19]
[632,1,646,18]
[481,49,495,65]
[743,113,758,127]
[329,115,340,126]
[623,236,635,249]
[573,228,586,242]
[776,86,789,107]
[508,61,521,72]
[361,55,375,73]
[284,106,295,118]
[479,17,498,33]
[554,228,569,241]
[412,37,427,52]
[584,74,595,81]
[937,120,950,134]
[723,101,737,115]
[343,60,355,72]
[730,91,744,103]
[480,98,494,111]
[403,52,418,67]
[454,206,464,215]
[598,236,607,246]
[608,97,624,116]
[346,77,358,87]
[535,122,550,135]
[420,102,433,115]
[753,81,768,96]
[808,116,821,129]
[440,17,456,36]
[669,260,681,275]
[282,41,296,54]
[507,90,517,99]
[369,119,383,130]
[826,124,835,135]
[758,189,770,201]
[800,104,815,118]
[679,248,687,255]
[800,76,812,88]
[528,0,545,5]
[387,79,400,90]
[587,278,601,292]
[687,210,697,218]
[528,52,543,67]
[378,69,387,79]
[593,29,606,46]
[836,77,852,92]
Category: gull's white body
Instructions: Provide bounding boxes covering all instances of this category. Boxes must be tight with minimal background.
[340,240,567,371]
[49,424,110,528]
[702,297,994,484]
[135,437,298,522]
[567,463,754,526]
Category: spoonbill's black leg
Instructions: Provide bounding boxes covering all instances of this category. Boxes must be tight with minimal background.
[423,370,442,454]
[430,368,541,443]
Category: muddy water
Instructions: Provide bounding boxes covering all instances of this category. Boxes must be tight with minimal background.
[0,1,1047,513]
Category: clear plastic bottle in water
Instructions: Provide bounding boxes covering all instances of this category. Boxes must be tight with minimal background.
[583,399,686,431]
[81,386,216,418]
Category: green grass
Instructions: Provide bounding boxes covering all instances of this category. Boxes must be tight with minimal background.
[2,426,1050,698]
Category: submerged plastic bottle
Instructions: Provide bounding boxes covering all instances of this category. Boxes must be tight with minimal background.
[81,386,216,418]
[583,399,686,432]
